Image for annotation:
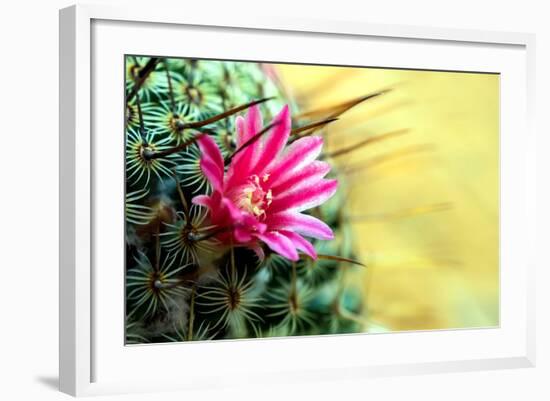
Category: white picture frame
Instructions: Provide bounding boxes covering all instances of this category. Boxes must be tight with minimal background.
[59,3,536,397]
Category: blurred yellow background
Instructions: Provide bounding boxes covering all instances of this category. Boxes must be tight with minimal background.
[277,64,499,331]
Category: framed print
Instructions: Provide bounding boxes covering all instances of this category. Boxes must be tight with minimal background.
[59,4,536,396]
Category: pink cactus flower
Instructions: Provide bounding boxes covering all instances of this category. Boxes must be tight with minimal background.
[192,104,338,261]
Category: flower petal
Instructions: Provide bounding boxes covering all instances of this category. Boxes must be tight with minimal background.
[268,136,324,186]
[197,135,224,175]
[265,212,334,240]
[257,231,299,261]
[234,106,263,147]
[271,160,331,194]
[270,179,338,213]
[234,228,253,243]
[200,158,223,192]
[224,106,264,188]
[193,192,237,237]
[234,115,246,147]
[221,197,242,222]
[245,105,263,143]
[280,230,317,259]
[234,213,267,242]
[197,135,224,191]
[192,194,212,209]
[254,105,291,173]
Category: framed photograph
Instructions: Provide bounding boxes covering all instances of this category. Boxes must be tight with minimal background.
[59,4,536,396]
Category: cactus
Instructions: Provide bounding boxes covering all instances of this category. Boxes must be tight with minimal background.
[125,56,374,343]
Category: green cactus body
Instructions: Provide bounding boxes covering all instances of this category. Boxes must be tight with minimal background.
[125,55,365,343]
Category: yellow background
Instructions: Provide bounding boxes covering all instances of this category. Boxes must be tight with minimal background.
[277,64,499,331]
